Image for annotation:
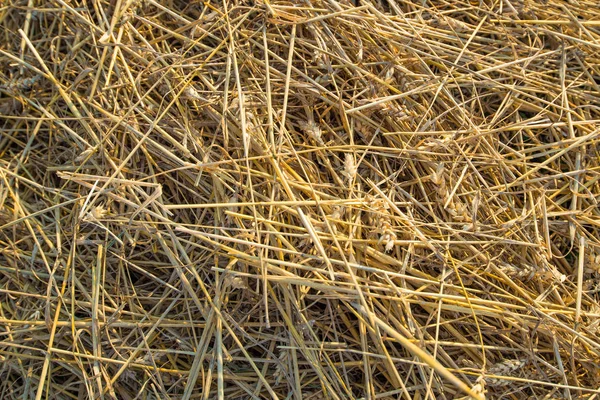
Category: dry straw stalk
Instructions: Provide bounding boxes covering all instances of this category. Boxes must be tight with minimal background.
[1,0,600,399]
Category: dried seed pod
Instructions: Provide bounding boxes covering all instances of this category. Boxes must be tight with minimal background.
[341,153,357,184]
[486,359,526,387]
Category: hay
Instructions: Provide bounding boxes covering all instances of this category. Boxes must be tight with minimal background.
[1,0,600,398]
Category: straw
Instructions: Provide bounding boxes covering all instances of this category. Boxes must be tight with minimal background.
[1,0,600,398]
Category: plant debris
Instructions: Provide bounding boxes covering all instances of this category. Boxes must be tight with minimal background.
[1,0,600,398]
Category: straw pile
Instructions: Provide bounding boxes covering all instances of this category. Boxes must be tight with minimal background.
[1,0,600,398]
